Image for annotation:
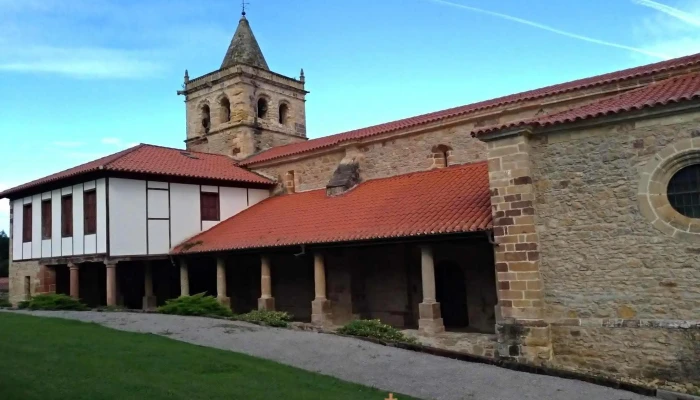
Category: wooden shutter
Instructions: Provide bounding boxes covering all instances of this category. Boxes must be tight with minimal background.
[200,192,220,221]
[22,204,32,243]
[62,195,73,237]
[84,191,97,235]
[41,200,52,239]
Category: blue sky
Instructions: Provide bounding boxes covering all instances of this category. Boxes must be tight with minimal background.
[1,0,700,232]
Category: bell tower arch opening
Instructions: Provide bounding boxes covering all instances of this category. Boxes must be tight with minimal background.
[179,11,309,160]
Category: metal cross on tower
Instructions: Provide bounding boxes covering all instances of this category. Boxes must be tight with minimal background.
[241,0,249,16]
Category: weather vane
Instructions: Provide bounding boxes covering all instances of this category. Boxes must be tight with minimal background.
[242,0,249,16]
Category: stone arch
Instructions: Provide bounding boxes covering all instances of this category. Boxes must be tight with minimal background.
[257,96,270,119]
[219,95,231,123]
[278,101,290,125]
[430,144,453,169]
[638,137,700,242]
[198,101,211,134]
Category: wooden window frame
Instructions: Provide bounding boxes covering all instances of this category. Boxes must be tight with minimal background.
[61,195,73,238]
[41,199,52,240]
[84,190,97,235]
[22,204,32,243]
[200,192,220,222]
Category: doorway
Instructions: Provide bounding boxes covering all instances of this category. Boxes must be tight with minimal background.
[435,261,469,328]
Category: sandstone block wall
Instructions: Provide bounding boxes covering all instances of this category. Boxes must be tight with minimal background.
[529,110,700,381]
[255,124,487,194]
[8,260,54,304]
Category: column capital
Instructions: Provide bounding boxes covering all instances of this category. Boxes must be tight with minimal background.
[68,262,79,270]
[104,260,119,268]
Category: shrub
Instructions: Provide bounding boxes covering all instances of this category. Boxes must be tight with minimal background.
[0,298,11,308]
[337,319,418,344]
[17,300,29,309]
[26,294,89,311]
[157,293,233,318]
[235,310,292,327]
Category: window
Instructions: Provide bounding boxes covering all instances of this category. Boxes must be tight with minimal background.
[431,144,453,168]
[667,164,700,219]
[201,104,211,133]
[257,98,268,119]
[220,97,231,123]
[22,204,32,243]
[41,199,52,240]
[84,190,97,235]
[61,195,73,237]
[200,192,220,221]
[278,103,289,125]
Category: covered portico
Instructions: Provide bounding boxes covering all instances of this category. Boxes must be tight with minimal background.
[175,236,497,335]
[171,162,497,336]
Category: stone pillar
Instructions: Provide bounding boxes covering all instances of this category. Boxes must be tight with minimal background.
[311,253,333,327]
[216,257,231,308]
[179,259,190,297]
[418,245,445,335]
[483,132,551,363]
[142,262,157,311]
[258,255,275,311]
[69,262,79,299]
[105,261,118,307]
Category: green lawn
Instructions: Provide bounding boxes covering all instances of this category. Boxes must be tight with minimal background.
[0,313,417,400]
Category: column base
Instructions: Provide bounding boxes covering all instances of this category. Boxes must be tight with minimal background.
[217,296,231,309]
[418,302,445,335]
[311,298,333,327]
[258,297,275,311]
[142,295,157,311]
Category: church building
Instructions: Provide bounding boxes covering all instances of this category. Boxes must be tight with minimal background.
[2,12,699,385]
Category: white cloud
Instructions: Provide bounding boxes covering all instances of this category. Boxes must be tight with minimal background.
[426,0,670,59]
[633,0,700,27]
[0,46,163,79]
[632,0,700,58]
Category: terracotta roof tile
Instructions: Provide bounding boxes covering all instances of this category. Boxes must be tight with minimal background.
[473,72,700,135]
[172,162,491,254]
[241,52,700,165]
[0,144,272,198]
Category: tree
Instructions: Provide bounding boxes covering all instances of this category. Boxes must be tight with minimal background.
[0,230,8,277]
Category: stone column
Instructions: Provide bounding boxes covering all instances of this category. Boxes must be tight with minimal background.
[418,245,445,335]
[258,255,275,311]
[483,132,551,363]
[142,262,157,311]
[311,253,333,327]
[179,259,190,297]
[105,261,118,307]
[69,262,80,299]
[216,257,231,308]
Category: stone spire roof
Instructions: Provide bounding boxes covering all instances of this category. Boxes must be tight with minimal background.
[221,14,269,70]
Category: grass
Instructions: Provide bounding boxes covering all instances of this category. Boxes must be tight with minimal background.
[0,313,417,400]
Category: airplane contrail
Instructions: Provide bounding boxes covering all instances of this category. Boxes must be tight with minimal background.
[632,0,700,27]
[426,0,670,59]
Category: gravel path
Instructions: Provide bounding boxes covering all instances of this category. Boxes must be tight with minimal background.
[7,311,649,400]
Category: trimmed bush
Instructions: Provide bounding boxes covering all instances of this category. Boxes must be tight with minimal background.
[0,298,11,308]
[337,319,418,344]
[26,294,89,311]
[235,310,292,327]
[157,293,233,318]
[17,301,29,309]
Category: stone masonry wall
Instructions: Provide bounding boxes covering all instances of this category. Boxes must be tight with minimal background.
[8,260,55,304]
[255,124,487,193]
[529,110,700,381]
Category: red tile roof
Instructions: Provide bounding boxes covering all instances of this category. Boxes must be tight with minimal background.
[172,162,491,254]
[473,73,700,135]
[0,144,272,198]
[241,52,700,166]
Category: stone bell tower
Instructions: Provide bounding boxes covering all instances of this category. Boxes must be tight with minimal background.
[179,11,308,159]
